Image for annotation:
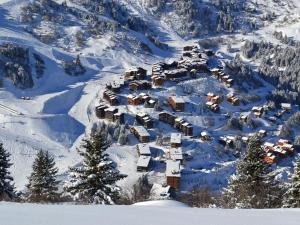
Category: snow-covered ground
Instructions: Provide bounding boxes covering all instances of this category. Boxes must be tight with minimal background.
[0,201,300,225]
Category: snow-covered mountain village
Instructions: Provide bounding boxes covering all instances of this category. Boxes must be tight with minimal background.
[0,0,300,224]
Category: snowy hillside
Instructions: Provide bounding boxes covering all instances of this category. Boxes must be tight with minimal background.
[1,200,300,225]
[0,0,299,198]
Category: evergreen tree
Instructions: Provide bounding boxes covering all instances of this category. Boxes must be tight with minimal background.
[64,130,126,204]
[26,150,59,202]
[283,157,300,207]
[0,143,15,201]
[222,136,283,208]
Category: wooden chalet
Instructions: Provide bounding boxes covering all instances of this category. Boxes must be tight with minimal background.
[136,113,154,129]
[129,80,152,91]
[137,155,151,172]
[159,111,176,126]
[219,136,235,148]
[227,94,240,106]
[136,144,151,156]
[96,104,124,123]
[206,101,220,113]
[168,96,185,112]
[264,153,277,164]
[125,67,147,81]
[103,90,119,106]
[200,131,211,141]
[252,106,264,118]
[95,104,108,118]
[152,75,165,86]
[170,133,182,148]
[127,94,142,105]
[166,160,181,190]
[164,68,188,80]
[106,81,122,93]
[104,107,118,121]
[130,126,150,143]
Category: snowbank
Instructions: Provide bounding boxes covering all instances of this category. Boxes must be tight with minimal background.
[0,201,299,225]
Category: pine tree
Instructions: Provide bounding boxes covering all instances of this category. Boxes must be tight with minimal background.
[64,130,127,204]
[26,150,60,202]
[0,143,15,201]
[222,135,283,208]
[283,157,300,207]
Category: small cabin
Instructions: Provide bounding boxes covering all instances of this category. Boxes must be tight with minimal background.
[136,113,154,129]
[166,160,181,190]
[164,68,188,80]
[103,90,119,106]
[152,75,165,86]
[159,111,176,126]
[137,155,151,172]
[200,131,211,141]
[129,80,152,91]
[104,107,118,121]
[130,126,151,143]
[170,133,182,148]
[95,104,108,118]
[206,101,220,113]
[168,96,185,112]
[264,153,277,164]
[227,94,240,106]
[252,106,264,118]
[136,144,151,156]
[125,67,147,81]
[181,123,193,136]
[127,94,142,105]
[113,112,124,124]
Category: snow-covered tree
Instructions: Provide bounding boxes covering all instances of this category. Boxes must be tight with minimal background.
[283,158,300,207]
[0,143,15,201]
[64,130,126,204]
[222,135,283,208]
[25,150,60,202]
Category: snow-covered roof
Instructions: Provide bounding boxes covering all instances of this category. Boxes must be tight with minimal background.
[281,103,292,109]
[133,126,150,137]
[137,156,151,168]
[169,148,183,161]
[170,133,182,144]
[137,144,151,155]
[170,96,185,104]
[166,160,181,177]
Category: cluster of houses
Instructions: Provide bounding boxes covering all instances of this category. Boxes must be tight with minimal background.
[95,104,124,123]
[127,93,157,107]
[210,68,234,87]
[206,92,240,113]
[103,90,119,106]
[151,46,209,86]
[124,67,147,81]
[159,111,193,136]
[263,139,295,164]
[135,132,184,191]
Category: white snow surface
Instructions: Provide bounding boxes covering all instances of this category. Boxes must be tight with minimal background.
[0,201,300,225]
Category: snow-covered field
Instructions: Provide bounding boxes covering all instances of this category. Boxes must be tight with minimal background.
[0,200,300,225]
